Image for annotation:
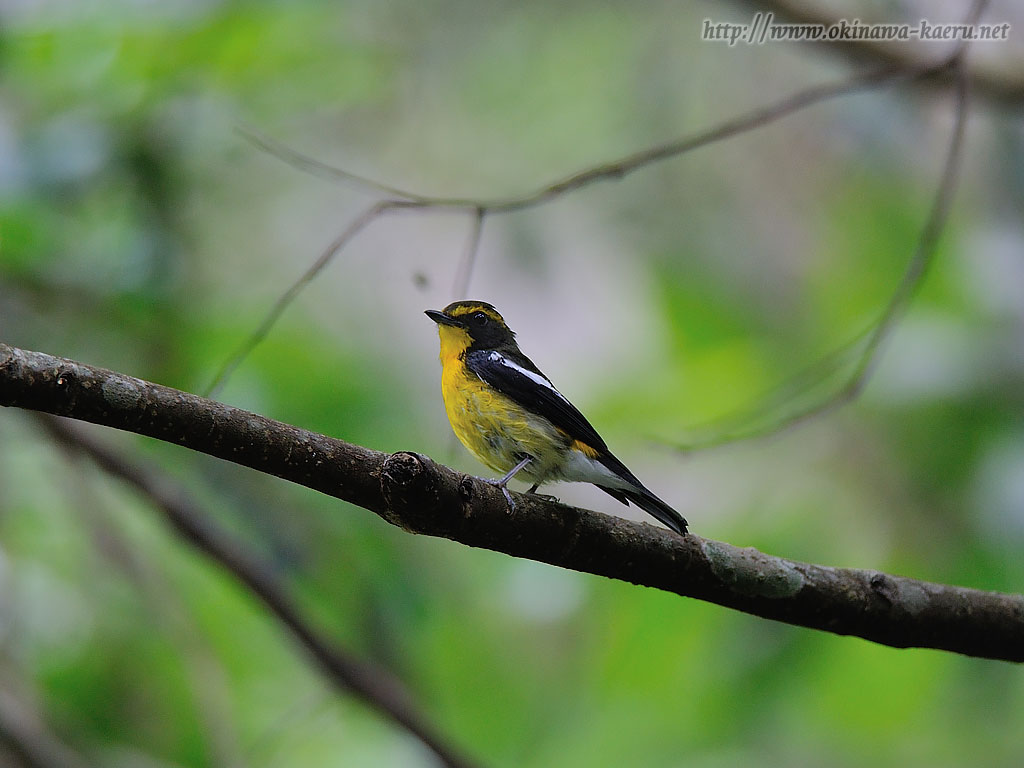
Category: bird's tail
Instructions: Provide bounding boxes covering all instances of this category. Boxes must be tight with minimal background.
[598,484,688,535]
[593,453,688,534]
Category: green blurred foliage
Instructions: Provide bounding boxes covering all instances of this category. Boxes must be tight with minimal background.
[1,1,1023,767]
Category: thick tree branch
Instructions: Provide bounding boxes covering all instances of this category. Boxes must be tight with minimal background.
[2,342,1022,663]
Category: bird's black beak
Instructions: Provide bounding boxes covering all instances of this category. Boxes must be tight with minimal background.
[425,309,465,328]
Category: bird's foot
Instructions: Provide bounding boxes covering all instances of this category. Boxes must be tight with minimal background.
[483,478,516,513]
[531,492,560,503]
[483,456,533,515]
[526,483,559,503]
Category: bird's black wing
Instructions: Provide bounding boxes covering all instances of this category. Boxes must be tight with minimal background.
[464,349,608,451]
[466,350,689,534]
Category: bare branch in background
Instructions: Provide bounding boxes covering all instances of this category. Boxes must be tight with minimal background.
[205,200,399,398]
[50,446,247,768]
[669,0,987,448]
[213,2,1002,452]
[744,0,1022,108]
[0,685,92,768]
[672,59,971,450]
[453,207,486,300]
[217,55,949,396]
[32,412,479,768]
[3,345,1022,663]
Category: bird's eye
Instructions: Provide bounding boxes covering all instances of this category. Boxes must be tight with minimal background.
[472,311,488,324]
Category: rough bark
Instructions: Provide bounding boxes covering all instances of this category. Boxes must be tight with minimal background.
[2,342,1022,662]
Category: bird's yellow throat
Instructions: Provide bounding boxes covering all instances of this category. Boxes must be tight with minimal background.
[436,324,473,366]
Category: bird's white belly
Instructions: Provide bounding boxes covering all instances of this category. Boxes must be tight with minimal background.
[559,447,633,489]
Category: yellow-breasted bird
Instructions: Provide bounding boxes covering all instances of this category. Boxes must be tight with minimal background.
[426,300,688,534]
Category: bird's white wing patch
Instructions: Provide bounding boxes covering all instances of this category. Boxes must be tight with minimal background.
[487,351,570,404]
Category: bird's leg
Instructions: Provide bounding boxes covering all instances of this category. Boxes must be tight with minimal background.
[487,456,532,512]
[526,482,559,503]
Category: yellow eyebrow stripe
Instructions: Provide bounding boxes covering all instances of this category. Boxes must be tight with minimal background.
[445,303,504,324]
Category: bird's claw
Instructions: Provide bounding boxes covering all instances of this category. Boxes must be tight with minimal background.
[525,484,558,503]
[500,485,515,513]
[481,477,516,513]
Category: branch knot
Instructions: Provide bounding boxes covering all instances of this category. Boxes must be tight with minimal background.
[380,451,447,534]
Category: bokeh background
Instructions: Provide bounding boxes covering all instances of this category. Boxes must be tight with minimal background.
[1,0,1023,766]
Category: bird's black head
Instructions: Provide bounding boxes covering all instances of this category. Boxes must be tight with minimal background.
[425,300,517,352]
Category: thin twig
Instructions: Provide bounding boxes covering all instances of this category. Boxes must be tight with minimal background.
[452,207,486,299]
[241,63,927,213]
[236,125,435,203]
[33,414,479,768]
[205,200,407,398]
[668,325,874,450]
[671,4,980,451]
[241,53,979,214]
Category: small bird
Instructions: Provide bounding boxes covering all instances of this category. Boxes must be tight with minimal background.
[426,301,688,534]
